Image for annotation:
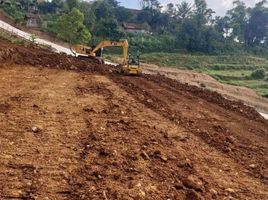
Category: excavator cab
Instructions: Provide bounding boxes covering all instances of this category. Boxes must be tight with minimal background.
[120,55,141,76]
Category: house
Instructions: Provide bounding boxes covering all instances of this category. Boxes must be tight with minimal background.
[122,23,149,34]
[25,14,48,28]
[25,14,40,27]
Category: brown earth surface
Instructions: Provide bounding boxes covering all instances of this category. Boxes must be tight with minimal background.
[143,64,268,114]
[0,40,268,200]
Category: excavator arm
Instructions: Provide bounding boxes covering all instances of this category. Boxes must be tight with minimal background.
[91,40,129,65]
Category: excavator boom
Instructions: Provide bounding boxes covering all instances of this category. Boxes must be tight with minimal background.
[91,40,129,65]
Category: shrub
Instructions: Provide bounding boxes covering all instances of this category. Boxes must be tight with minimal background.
[250,68,266,79]
[1,4,25,23]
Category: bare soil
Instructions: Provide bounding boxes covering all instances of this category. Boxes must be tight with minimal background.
[0,40,268,200]
[143,64,268,114]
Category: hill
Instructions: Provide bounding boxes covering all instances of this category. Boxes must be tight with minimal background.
[0,36,268,199]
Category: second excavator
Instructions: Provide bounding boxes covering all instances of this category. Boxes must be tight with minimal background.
[72,40,142,76]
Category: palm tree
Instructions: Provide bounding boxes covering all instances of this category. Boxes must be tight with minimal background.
[176,1,192,20]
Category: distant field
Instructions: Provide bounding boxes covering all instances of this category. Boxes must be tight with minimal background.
[140,53,268,97]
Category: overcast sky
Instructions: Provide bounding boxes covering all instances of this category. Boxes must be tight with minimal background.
[118,0,263,16]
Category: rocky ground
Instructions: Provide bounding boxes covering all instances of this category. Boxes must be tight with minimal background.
[0,40,267,199]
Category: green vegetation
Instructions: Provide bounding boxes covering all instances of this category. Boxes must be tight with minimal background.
[0,3,25,23]
[141,52,268,97]
[54,8,91,44]
[0,30,27,45]
[3,0,268,54]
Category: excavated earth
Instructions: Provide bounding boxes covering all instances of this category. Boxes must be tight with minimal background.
[0,40,268,200]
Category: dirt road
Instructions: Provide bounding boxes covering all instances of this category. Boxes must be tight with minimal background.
[0,40,268,199]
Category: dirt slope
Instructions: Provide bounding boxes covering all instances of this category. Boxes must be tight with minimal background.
[0,40,268,200]
[143,64,268,114]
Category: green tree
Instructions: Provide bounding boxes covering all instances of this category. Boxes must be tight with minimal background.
[165,3,176,17]
[90,0,124,39]
[55,8,91,44]
[38,0,65,14]
[214,16,230,37]
[115,7,134,22]
[245,0,268,46]
[108,0,120,8]
[251,68,266,79]
[92,0,114,19]
[176,0,217,52]
[194,0,214,25]
[66,0,79,11]
[227,0,247,42]
[140,0,162,11]
[79,1,96,30]
[176,1,192,20]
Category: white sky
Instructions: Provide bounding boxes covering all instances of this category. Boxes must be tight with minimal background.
[118,0,263,16]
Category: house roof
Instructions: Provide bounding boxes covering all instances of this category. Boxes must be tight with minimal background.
[122,23,143,30]
[25,14,40,19]
[125,8,141,15]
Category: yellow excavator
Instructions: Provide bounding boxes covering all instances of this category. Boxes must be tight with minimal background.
[72,40,142,75]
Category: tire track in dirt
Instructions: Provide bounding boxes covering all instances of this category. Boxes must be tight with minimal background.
[65,75,268,199]
[65,75,199,199]
[110,74,268,185]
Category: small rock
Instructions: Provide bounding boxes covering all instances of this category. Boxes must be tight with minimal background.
[178,135,190,142]
[183,175,204,191]
[160,155,168,162]
[210,188,218,198]
[140,151,150,160]
[32,104,39,108]
[226,136,236,144]
[70,65,77,70]
[32,126,42,133]
[225,188,235,193]
[139,190,146,197]
[249,164,256,169]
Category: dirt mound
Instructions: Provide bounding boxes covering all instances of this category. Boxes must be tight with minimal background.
[144,65,268,114]
[0,41,268,199]
[144,74,265,122]
[0,40,110,74]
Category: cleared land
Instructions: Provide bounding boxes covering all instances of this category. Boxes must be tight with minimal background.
[0,40,268,199]
[143,64,268,114]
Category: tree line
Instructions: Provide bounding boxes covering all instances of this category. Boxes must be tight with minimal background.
[2,0,268,55]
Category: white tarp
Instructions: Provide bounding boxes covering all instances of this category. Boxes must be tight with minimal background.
[0,20,73,55]
[260,112,268,119]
